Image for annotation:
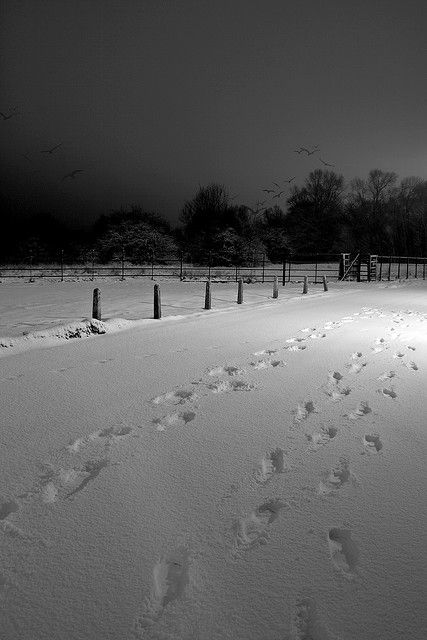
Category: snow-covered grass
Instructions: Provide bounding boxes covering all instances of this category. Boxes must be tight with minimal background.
[1,279,426,639]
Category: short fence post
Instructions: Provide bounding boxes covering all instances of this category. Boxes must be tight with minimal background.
[204,281,211,309]
[322,275,328,291]
[282,259,286,286]
[302,276,308,294]
[179,252,183,281]
[272,276,278,298]
[154,284,161,319]
[237,278,243,304]
[92,288,101,320]
[121,246,125,281]
[262,254,265,283]
[60,248,64,282]
[388,256,392,281]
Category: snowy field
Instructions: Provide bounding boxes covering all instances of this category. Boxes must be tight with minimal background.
[1,279,426,639]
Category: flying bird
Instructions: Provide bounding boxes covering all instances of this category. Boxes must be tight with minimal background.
[61,169,84,181]
[0,108,19,120]
[319,158,334,167]
[42,142,63,154]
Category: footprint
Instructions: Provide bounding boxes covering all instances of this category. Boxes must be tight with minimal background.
[153,411,196,431]
[152,388,197,405]
[287,344,307,352]
[318,457,354,495]
[309,333,326,339]
[350,351,363,359]
[255,448,288,483]
[306,427,337,450]
[404,361,418,371]
[207,365,245,377]
[0,497,19,521]
[286,337,306,344]
[250,358,286,370]
[380,387,397,399]
[294,401,316,422]
[300,327,316,333]
[346,361,367,374]
[328,371,343,383]
[407,345,416,351]
[65,458,110,499]
[346,401,371,420]
[253,349,277,356]
[328,528,359,577]
[232,498,286,555]
[292,593,335,640]
[326,386,351,402]
[378,370,396,381]
[133,547,191,631]
[208,379,254,394]
[363,434,383,453]
[393,351,405,359]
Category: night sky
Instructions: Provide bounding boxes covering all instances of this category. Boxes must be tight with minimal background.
[1,0,426,228]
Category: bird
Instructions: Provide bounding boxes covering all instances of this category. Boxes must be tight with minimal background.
[273,190,286,199]
[42,142,63,154]
[61,169,84,181]
[319,158,334,167]
[0,108,19,120]
[261,188,275,194]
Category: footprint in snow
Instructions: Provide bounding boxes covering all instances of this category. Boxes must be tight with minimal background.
[207,365,245,377]
[393,351,405,359]
[379,387,397,399]
[306,427,337,451]
[345,361,367,374]
[208,379,254,394]
[350,351,363,359]
[152,388,197,405]
[0,497,19,521]
[66,425,133,454]
[153,411,196,431]
[253,348,278,356]
[292,593,337,640]
[250,358,286,370]
[328,528,359,578]
[318,457,357,495]
[309,332,326,339]
[300,327,316,333]
[286,337,306,343]
[363,434,383,453]
[287,344,307,352]
[407,345,416,351]
[294,401,316,422]
[232,498,287,556]
[65,458,110,499]
[346,401,372,420]
[403,361,418,371]
[378,370,396,381]
[133,547,191,632]
[255,448,288,483]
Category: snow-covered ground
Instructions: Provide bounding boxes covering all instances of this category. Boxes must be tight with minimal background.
[1,279,426,639]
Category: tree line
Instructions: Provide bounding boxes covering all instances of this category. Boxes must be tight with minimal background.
[2,168,426,265]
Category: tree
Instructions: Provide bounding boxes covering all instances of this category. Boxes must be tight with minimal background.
[285,170,345,253]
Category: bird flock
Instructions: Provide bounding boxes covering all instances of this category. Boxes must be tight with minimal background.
[1,107,84,184]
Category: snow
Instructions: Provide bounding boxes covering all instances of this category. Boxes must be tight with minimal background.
[1,279,426,639]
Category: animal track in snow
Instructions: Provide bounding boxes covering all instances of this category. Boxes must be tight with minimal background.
[253,348,278,356]
[346,401,372,420]
[292,594,335,640]
[328,528,359,577]
[309,332,326,339]
[380,387,397,399]
[407,345,416,351]
[328,371,343,383]
[350,351,363,359]
[65,458,110,499]
[232,498,286,555]
[153,410,196,431]
[255,448,288,483]
[286,337,306,344]
[306,427,337,450]
[208,379,254,394]
[403,361,418,371]
[66,425,133,454]
[378,370,396,381]
[133,547,191,631]
[393,351,405,359]
[318,457,355,495]
[363,434,383,453]
[300,327,316,333]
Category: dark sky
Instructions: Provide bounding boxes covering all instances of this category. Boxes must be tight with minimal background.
[1,0,426,228]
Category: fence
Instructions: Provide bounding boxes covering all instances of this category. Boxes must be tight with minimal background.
[1,253,426,282]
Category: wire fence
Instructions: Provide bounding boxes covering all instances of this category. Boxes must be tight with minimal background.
[1,253,426,282]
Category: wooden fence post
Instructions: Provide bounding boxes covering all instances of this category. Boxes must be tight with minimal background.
[92,288,101,320]
[154,284,161,319]
[322,275,328,291]
[237,278,243,304]
[272,276,278,298]
[204,281,211,309]
[302,276,308,294]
